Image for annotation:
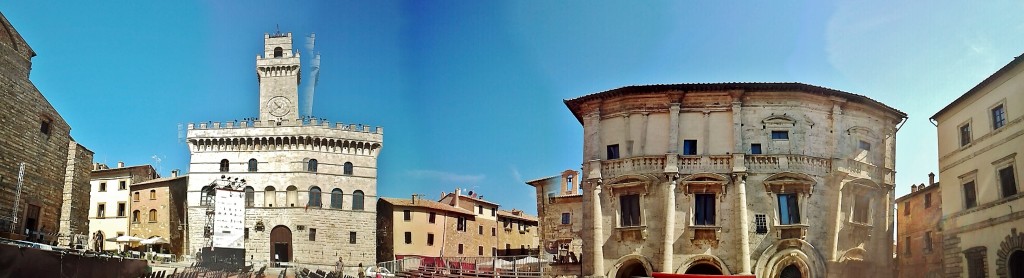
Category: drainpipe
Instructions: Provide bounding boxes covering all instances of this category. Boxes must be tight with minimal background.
[735,173,751,274]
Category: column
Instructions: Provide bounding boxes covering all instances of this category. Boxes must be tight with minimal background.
[623,114,632,157]
[589,180,605,277]
[663,179,677,272]
[640,113,650,155]
[735,173,751,274]
[702,111,711,155]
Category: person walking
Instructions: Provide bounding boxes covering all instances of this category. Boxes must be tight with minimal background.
[335,256,345,277]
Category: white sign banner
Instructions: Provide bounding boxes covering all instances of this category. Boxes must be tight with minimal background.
[212,188,246,249]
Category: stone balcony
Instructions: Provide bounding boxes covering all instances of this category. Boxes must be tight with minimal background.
[591,153,891,184]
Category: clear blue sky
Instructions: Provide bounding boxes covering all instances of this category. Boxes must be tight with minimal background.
[5,1,1023,215]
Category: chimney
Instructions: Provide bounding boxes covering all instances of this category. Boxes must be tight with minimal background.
[454,188,461,208]
[911,184,918,192]
[117,161,125,168]
[411,194,418,204]
[171,169,179,177]
[928,172,935,186]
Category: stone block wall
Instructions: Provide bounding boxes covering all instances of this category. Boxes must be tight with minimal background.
[59,141,93,246]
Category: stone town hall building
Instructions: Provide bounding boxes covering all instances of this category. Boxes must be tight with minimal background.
[562,83,904,278]
[184,32,382,267]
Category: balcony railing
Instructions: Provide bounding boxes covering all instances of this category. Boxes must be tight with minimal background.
[600,155,666,177]
[744,154,832,176]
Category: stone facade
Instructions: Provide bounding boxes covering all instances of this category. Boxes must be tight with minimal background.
[58,140,94,247]
[0,11,78,244]
[377,190,538,262]
[87,163,159,251]
[128,173,187,256]
[931,53,1024,278]
[184,32,382,267]
[527,170,584,273]
[563,83,905,278]
[895,174,943,278]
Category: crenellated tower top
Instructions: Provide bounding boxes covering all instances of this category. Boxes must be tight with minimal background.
[256,32,301,121]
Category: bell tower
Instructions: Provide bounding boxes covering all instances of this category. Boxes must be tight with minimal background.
[256,32,300,121]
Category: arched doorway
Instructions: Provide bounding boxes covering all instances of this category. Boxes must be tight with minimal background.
[616,260,649,278]
[780,264,802,278]
[269,226,292,264]
[1010,250,1024,278]
[685,263,723,274]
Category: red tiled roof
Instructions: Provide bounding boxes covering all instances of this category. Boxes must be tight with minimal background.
[380,197,475,216]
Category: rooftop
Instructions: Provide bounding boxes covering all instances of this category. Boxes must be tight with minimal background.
[380,197,475,216]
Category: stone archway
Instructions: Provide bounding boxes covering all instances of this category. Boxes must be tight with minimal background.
[269,225,292,263]
[616,259,650,278]
[997,228,1024,278]
[780,264,802,278]
[754,239,827,278]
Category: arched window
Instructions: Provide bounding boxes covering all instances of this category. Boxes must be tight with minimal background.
[343,162,353,175]
[264,186,276,207]
[244,186,255,207]
[352,190,365,211]
[307,159,318,172]
[149,189,156,200]
[286,186,298,207]
[148,209,157,222]
[308,186,322,207]
[219,159,229,172]
[132,210,140,223]
[330,189,343,209]
[273,47,283,58]
[248,159,258,172]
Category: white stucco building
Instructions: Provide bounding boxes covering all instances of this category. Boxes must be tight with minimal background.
[184,32,383,267]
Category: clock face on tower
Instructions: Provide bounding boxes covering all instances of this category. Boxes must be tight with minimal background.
[267,96,292,117]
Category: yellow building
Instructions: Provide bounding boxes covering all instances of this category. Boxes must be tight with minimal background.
[930,54,1024,278]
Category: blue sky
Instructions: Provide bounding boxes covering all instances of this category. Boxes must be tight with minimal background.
[5,1,1023,215]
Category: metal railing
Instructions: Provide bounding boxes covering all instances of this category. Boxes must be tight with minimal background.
[378,255,546,278]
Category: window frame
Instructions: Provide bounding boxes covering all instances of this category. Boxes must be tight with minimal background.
[770,130,789,140]
[306,159,318,172]
[561,212,571,225]
[994,155,1019,199]
[343,162,354,175]
[750,143,762,155]
[330,188,343,209]
[404,232,411,244]
[349,231,356,244]
[958,121,972,147]
[133,192,140,202]
[991,102,1007,130]
[427,233,434,246]
[606,144,620,160]
[692,193,716,226]
[308,186,322,207]
[851,194,871,224]
[428,212,436,223]
[777,193,801,225]
[97,203,106,218]
[148,209,157,223]
[119,180,127,191]
[131,210,141,223]
[219,159,229,172]
[352,190,365,211]
[309,228,316,241]
[117,202,126,218]
[149,189,156,200]
[248,158,258,172]
[618,193,642,227]
[682,140,698,155]
[961,171,978,210]
[99,182,106,192]
[403,210,411,221]
[924,193,932,208]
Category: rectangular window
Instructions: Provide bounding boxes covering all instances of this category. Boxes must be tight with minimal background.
[479,225,483,235]
[754,214,768,234]
[349,232,356,244]
[924,231,933,252]
[150,190,156,200]
[404,232,411,244]
[853,195,870,223]
[478,246,484,256]
[428,212,436,223]
[117,202,126,217]
[99,182,106,192]
[858,140,871,151]
[903,201,910,216]
[965,248,986,278]
[960,123,972,147]
[40,120,51,135]
[607,144,620,159]
[478,205,483,214]
[97,204,106,218]
[244,228,249,240]
[403,210,411,221]
[119,180,127,190]
[777,194,800,225]
[963,181,978,209]
[491,208,496,216]
[998,165,1018,198]
[458,244,464,254]
[992,104,1006,129]
[491,227,496,236]
[561,213,571,224]
[750,143,762,154]
[694,194,716,226]
[309,228,316,241]
[457,217,466,232]
[619,194,641,227]
[427,233,434,246]
[683,140,697,155]
[924,193,932,208]
[771,130,789,140]
[904,236,911,255]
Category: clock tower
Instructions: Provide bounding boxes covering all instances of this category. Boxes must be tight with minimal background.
[256,32,301,121]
